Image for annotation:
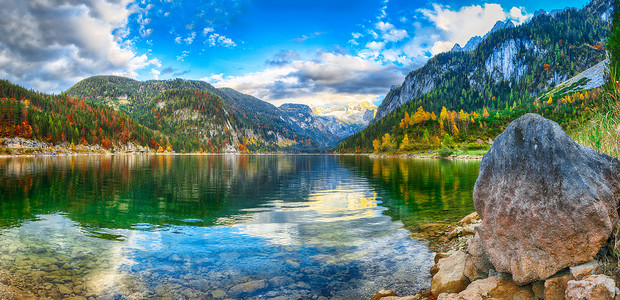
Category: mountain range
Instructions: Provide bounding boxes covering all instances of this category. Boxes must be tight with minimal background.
[65,76,376,151]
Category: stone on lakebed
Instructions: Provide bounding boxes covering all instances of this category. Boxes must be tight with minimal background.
[472,113,620,284]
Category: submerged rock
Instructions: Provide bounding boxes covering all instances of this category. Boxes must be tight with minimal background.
[472,113,620,284]
[228,280,267,296]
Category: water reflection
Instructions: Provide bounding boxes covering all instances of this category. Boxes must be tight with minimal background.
[0,155,440,299]
[337,156,480,228]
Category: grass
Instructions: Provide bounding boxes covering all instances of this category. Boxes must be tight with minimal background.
[457,149,488,156]
[570,68,620,158]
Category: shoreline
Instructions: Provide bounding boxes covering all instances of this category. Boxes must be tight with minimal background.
[0,150,486,160]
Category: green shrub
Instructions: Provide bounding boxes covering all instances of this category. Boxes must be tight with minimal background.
[466,142,489,151]
[438,147,454,157]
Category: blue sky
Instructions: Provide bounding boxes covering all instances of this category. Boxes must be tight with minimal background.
[0,0,590,107]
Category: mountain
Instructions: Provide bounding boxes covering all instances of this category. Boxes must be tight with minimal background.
[372,0,609,123]
[0,80,164,152]
[277,102,376,147]
[340,0,610,153]
[311,101,377,124]
[65,76,317,152]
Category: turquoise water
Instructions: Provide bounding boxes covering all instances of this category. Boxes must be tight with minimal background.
[0,155,479,299]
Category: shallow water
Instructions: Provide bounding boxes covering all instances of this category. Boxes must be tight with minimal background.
[0,155,479,299]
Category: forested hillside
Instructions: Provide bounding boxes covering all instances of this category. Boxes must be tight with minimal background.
[339,0,611,153]
[0,80,165,151]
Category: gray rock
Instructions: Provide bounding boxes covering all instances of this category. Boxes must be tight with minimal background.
[188,279,210,291]
[472,113,620,284]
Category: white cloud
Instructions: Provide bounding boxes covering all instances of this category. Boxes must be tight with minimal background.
[203,51,404,107]
[207,33,237,48]
[366,41,385,51]
[174,36,182,44]
[184,32,197,44]
[151,68,160,79]
[509,7,532,25]
[376,21,395,32]
[382,29,409,42]
[177,50,189,61]
[0,0,159,93]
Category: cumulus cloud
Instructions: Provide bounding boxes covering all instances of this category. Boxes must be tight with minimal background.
[203,52,405,107]
[419,3,532,54]
[0,0,159,93]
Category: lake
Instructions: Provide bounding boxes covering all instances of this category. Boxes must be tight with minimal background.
[0,155,479,299]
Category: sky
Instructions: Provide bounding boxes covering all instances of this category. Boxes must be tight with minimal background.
[0,0,590,107]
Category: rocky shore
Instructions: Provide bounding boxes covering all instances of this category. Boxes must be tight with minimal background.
[372,114,620,300]
[0,137,156,157]
[366,153,485,160]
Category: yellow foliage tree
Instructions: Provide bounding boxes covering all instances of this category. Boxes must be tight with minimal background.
[431,112,437,120]
[547,97,553,105]
[373,139,381,152]
[399,134,411,151]
[439,107,448,133]
[400,112,411,129]
[458,109,469,122]
[381,133,392,150]
[482,108,490,118]
[412,106,431,124]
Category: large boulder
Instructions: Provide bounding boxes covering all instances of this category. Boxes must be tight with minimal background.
[472,113,620,284]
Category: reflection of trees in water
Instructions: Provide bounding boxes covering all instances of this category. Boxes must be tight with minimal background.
[337,156,480,226]
[0,155,315,230]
